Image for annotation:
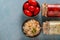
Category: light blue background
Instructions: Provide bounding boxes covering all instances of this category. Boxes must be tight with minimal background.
[0,0,60,40]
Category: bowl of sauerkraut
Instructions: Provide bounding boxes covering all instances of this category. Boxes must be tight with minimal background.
[22,18,41,38]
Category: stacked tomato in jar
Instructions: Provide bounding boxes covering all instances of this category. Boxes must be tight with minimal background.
[42,3,60,17]
[47,4,60,17]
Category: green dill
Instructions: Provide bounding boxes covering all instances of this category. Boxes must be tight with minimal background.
[32,28,36,34]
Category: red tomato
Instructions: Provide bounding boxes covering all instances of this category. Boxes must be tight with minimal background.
[23,2,29,9]
[57,12,60,17]
[47,11,54,17]
[34,7,40,16]
[24,10,32,17]
[28,6,35,12]
[54,11,60,17]
[28,0,37,6]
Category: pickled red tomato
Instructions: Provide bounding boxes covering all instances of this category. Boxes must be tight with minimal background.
[34,7,40,16]
[28,6,35,12]
[48,7,60,11]
[24,10,32,17]
[57,12,60,17]
[47,11,54,17]
[23,2,29,9]
[48,11,60,17]
[28,0,37,6]
[54,11,60,17]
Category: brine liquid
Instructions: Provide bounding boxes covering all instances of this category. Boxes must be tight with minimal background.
[43,21,60,34]
[49,21,60,34]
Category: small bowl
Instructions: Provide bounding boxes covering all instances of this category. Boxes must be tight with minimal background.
[23,1,40,17]
[22,18,41,38]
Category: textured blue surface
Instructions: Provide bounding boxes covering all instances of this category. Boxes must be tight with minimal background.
[0,0,60,40]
